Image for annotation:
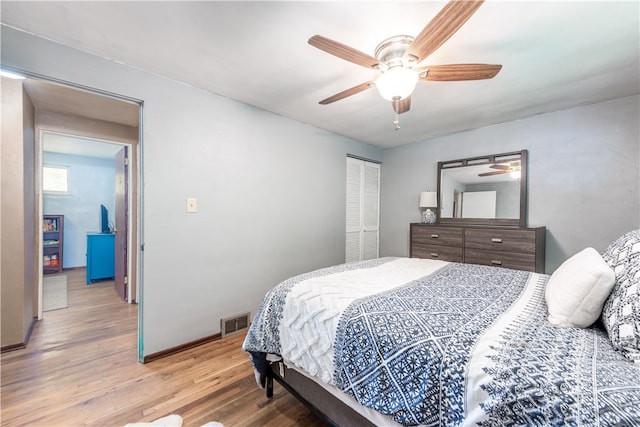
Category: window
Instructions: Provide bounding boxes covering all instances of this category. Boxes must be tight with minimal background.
[43,165,69,194]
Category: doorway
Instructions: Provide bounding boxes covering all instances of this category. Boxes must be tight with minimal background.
[41,132,132,305]
[21,75,143,359]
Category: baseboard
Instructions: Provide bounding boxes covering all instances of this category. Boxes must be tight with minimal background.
[143,332,221,364]
[1,342,26,353]
[1,317,37,354]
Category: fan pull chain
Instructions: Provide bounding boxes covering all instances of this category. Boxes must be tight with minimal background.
[393,112,400,131]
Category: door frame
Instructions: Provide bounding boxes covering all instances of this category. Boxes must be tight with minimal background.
[37,131,135,315]
[18,69,145,361]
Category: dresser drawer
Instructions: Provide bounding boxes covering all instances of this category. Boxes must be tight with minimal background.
[412,243,463,262]
[409,223,545,273]
[464,228,537,254]
[411,225,463,247]
[464,249,536,272]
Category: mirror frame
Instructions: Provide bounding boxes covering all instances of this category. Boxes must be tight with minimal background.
[437,149,527,227]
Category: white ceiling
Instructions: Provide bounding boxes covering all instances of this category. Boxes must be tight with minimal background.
[2,1,639,148]
[42,132,124,159]
[23,79,140,127]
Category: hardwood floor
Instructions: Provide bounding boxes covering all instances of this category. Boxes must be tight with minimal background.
[0,269,326,426]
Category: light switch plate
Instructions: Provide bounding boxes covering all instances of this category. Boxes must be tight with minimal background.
[186,197,198,213]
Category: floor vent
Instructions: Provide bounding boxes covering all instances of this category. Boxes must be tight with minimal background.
[221,312,250,338]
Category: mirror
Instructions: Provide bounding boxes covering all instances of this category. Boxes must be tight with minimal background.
[437,150,527,227]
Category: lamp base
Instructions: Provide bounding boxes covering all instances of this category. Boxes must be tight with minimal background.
[422,209,436,224]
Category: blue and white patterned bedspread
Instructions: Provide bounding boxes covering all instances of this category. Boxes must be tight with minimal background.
[243,257,640,426]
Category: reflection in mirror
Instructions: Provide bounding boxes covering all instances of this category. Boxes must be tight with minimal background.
[441,162,521,219]
[437,150,527,227]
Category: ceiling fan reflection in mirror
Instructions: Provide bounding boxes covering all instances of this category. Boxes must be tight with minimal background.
[309,0,502,130]
[478,162,521,179]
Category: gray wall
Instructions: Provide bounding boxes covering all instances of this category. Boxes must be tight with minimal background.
[1,27,382,356]
[1,77,37,348]
[380,95,640,273]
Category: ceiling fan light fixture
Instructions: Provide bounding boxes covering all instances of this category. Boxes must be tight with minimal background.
[376,67,418,101]
[309,1,502,120]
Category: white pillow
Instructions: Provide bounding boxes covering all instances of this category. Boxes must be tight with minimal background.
[545,247,615,328]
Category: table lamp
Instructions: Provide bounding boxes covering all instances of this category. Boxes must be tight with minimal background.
[419,191,437,224]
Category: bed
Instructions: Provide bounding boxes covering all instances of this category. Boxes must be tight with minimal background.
[243,231,640,426]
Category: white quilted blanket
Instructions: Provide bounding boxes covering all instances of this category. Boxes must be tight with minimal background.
[278,258,446,383]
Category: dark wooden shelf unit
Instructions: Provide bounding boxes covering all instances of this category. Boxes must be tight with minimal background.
[43,215,64,274]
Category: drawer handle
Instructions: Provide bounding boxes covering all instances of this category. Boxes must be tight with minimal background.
[491,238,503,243]
[491,260,503,265]
[430,234,439,238]
[430,253,439,257]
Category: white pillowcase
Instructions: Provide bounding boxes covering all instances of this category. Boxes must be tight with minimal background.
[545,247,615,328]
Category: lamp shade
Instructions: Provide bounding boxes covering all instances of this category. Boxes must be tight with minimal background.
[419,191,437,208]
[376,67,419,101]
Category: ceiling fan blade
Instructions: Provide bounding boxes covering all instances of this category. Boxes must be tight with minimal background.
[490,164,511,170]
[478,170,509,177]
[309,35,380,69]
[392,96,411,114]
[319,81,375,105]
[406,0,485,62]
[419,64,502,81]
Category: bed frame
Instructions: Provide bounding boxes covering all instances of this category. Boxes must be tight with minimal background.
[266,360,376,427]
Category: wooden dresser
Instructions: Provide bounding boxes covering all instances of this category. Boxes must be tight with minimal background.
[410,223,546,273]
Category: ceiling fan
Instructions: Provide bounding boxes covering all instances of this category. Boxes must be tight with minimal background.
[478,162,521,178]
[308,0,501,129]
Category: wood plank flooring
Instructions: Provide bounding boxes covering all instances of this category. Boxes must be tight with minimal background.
[1,269,326,427]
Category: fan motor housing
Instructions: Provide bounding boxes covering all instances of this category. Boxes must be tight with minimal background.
[375,35,416,68]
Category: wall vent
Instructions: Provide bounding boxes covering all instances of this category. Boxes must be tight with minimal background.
[221,312,250,338]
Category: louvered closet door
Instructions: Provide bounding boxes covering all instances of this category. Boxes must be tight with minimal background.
[346,157,380,262]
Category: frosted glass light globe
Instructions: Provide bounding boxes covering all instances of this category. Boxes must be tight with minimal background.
[376,67,419,101]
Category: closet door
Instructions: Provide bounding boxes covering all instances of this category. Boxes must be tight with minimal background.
[346,157,380,262]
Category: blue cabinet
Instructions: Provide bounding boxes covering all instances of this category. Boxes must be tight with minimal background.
[86,233,115,284]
